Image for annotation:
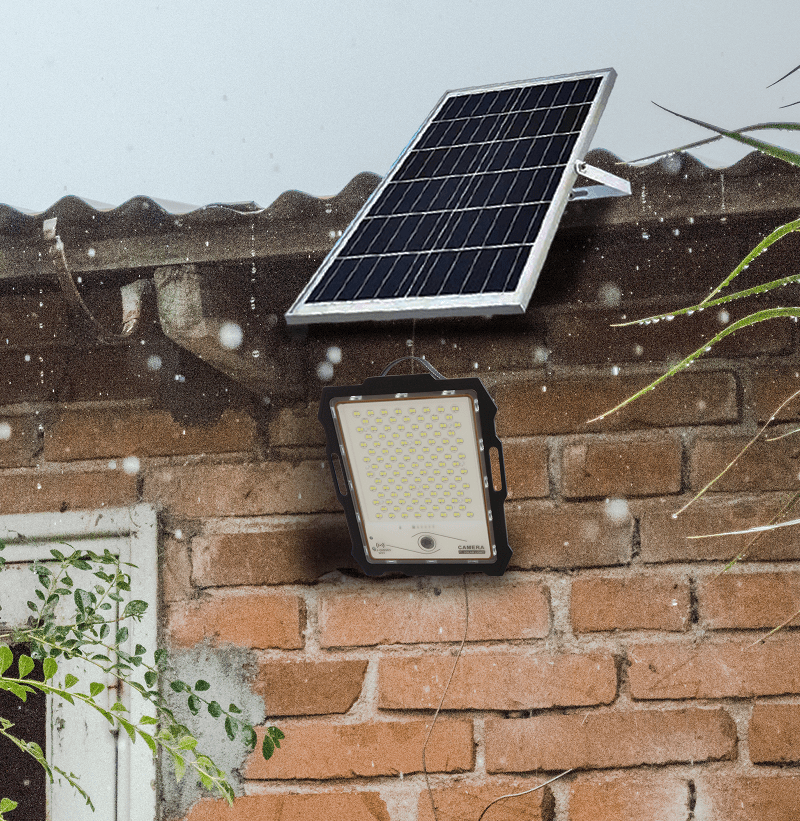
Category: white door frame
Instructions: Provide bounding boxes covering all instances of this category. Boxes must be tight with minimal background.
[0,504,158,821]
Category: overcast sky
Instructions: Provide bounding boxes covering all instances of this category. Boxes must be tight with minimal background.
[2,1,798,212]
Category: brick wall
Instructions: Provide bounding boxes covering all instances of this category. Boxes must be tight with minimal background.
[2,155,800,820]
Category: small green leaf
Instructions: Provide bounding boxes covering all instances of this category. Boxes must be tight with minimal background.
[208,701,222,718]
[228,703,242,714]
[110,701,126,712]
[35,588,45,601]
[177,735,198,751]
[0,645,13,675]
[194,679,211,692]
[140,715,158,725]
[115,627,129,645]
[170,750,186,782]
[224,715,236,741]
[26,601,37,611]
[123,600,148,619]
[244,726,257,750]
[89,682,105,698]
[139,730,157,753]
[267,726,285,744]
[262,734,275,760]
[0,681,29,701]
[49,548,65,561]
[17,655,34,679]
[0,797,18,814]
[134,644,147,656]
[187,694,200,715]
[117,717,137,743]
[154,648,168,668]
[64,674,78,689]
[99,624,109,639]
[145,670,157,687]
[170,680,188,693]
[43,657,58,680]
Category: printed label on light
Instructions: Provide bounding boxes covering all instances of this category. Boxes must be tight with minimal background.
[332,392,494,562]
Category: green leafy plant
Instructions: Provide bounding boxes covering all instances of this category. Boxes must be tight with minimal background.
[0,540,283,814]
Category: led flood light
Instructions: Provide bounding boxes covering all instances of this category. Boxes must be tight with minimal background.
[319,357,511,576]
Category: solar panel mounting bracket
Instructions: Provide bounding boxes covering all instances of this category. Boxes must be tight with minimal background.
[570,159,631,200]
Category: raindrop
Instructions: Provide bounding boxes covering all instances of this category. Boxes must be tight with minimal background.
[633,344,644,357]
[87,247,96,258]
[24,354,31,362]
[532,346,549,364]
[317,361,334,381]
[146,354,162,371]
[108,461,117,470]
[473,362,479,370]
[672,228,680,237]
[541,385,547,393]
[0,422,11,440]
[597,282,622,308]
[611,365,620,376]
[219,321,243,350]
[122,456,140,475]
[174,374,186,382]
[641,232,650,240]
[718,310,730,324]
[604,498,629,522]
[326,346,342,364]
[406,339,414,348]
[174,529,183,540]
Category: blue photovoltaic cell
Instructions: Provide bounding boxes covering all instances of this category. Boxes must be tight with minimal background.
[290,71,612,320]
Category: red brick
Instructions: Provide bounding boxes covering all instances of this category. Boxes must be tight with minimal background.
[417,778,554,821]
[700,571,800,629]
[569,773,688,821]
[749,703,800,763]
[691,436,800,493]
[570,576,690,632]
[503,439,549,499]
[245,719,474,779]
[507,501,633,568]
[191,516,354,586]
[637,495,800,563]
[561,438,682,499]
[485,708,736,772]
[0,469,138,514]
[185,792,390,821]
[166,590,303,649]
[45,407,257,461]
[320,580,549,648]
[0,416,39,467]
[494,371,737,436]
[696,775,800,821]
[379,651,616,711]
[251,660,367,716]
[144,461,338,517]
[628,636,800,700]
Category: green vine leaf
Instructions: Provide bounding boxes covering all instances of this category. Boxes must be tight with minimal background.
[207,701,222,718]
[43,658,58,681]
[194,679,211,692]
[89,682,105,698]
[64,674,78,689]
[0,645,13,675]
[17,655,34,679]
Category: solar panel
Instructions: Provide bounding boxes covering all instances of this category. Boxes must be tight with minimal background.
[285,68,616,325]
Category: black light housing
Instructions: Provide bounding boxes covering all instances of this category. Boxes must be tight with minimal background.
[318,357,511,576]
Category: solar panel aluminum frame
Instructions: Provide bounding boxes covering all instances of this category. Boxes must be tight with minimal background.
[319,370,512,577]
[286,67,616,325]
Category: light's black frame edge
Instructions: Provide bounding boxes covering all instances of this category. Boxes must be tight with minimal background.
[318,371,512,577]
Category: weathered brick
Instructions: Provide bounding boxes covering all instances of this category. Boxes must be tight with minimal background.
[268,403,326,447]
[503,439,549,499]
[162,534,193,602]
[0,416,40,467]
[753,368,800,423]
[629,637,800,700]
[506,501,633,569]
[749,703,800,763]
[191,516,354,586]
[637,495,800,563]
[320,580,549,648]
[251,659,367,716]
[185,792,390,821]
[570,575,690,632]
[696,775,800,821]
[379,651,616,711]
[166,590,303,649]
[144,461,338,517]
[494,371,737,436]
[0,469,138,514]
[699,571,800,629]
[691,436,800,493]
[569,773,688,821]
[417,778,554,821]
[245,719,474,779]
[562,438,682,499]
[485,708,736,772]
[45,406,257,461]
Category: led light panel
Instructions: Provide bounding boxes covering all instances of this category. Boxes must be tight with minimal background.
[319,366,511,576]
[287,68,616,325]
